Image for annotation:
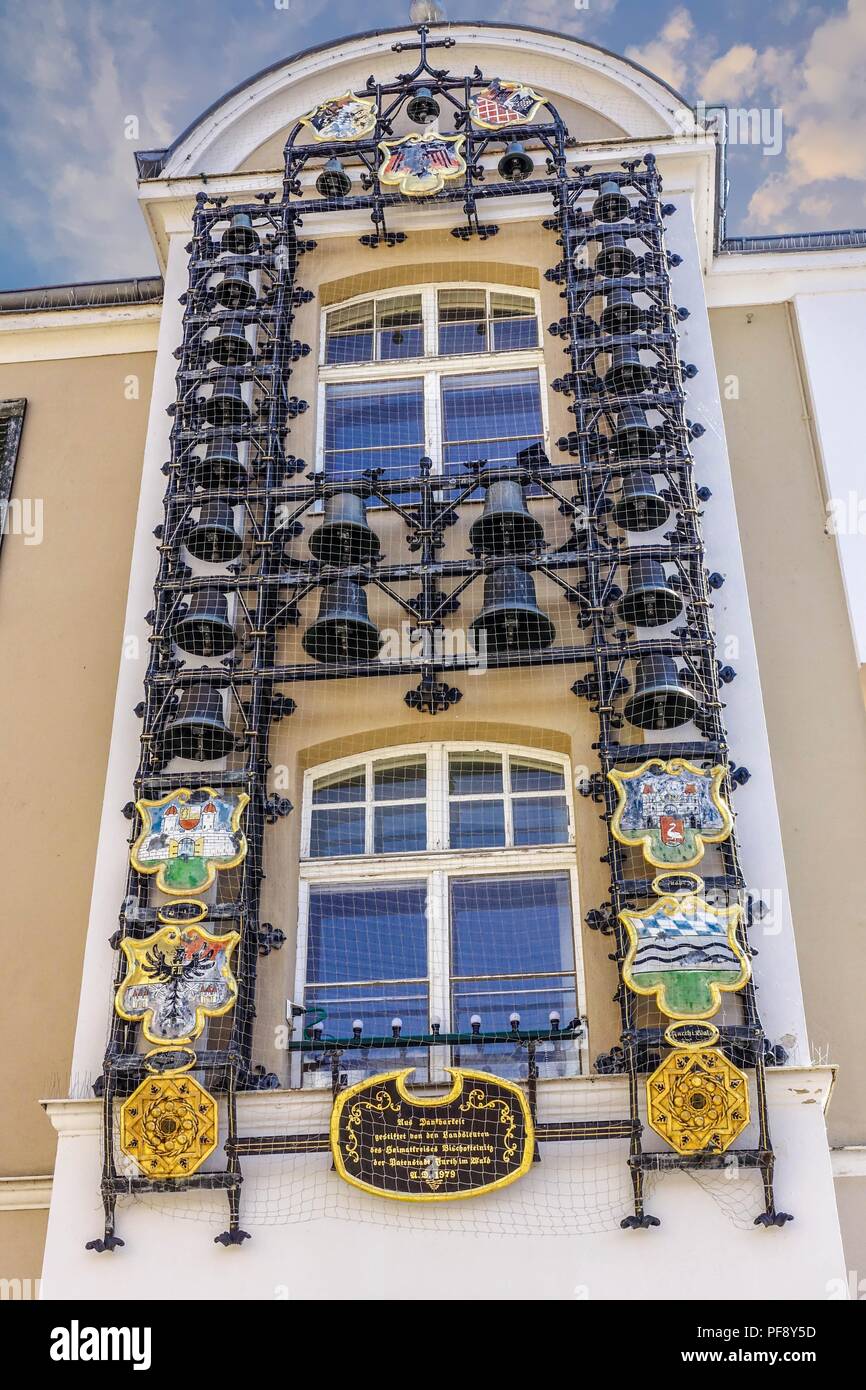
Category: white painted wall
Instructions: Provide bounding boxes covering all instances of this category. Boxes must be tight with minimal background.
[40,1069,843,1301]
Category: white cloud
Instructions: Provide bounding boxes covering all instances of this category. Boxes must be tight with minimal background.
[0,0,330,282]
[699,44,759,104]
[625,7,694,91]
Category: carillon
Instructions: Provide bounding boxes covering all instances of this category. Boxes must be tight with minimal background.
[171,587,236,657]
[614,557,683,628]
[159,682,236,762]
[469,480,545,555]
[308,491,380,566]
[206,319,254,367]
[92,23,790,1253]
[498,140,534,182]
[471,564,555,653]
[610,468,669,533]
[210,259,257,310]
[302,579,382,662]
[184,501,244,563]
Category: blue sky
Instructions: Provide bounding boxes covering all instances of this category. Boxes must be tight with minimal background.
[0,0,861,288]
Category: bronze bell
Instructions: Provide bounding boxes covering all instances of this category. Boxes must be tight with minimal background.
[611,470,669,533]
[469,481,545,556]
[623,656,700,730]
[302,580,381,663]
[612,405,658,459]
[211,260,257,310]
[594,234,638,278]
[207,319,253,368]
[603,346,653,394]
[592,179,631,223]
[600,288,645,335]
[471,565,555,653]
[160,682,235,761]
[185,502,243,563]
[615,558,683,627]
[171,588,236,657]
[309,493,380,566]
[316,158,352,199]
[187,437,249,491]
[200,377,251,429]
[220,212,260,256]
[498,141,534,183]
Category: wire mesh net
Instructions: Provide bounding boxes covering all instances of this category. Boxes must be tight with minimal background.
[98,68,778,1248]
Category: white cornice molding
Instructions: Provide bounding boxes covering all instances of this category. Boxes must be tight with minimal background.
[139,136,717,275]
[707,251,866,308]
[0,1175,53,1211]
[0,304,160,363]
[41,1064,838,1141]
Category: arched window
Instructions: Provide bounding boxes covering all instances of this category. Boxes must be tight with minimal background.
[316,284,549,493]
[294,743,586,1088]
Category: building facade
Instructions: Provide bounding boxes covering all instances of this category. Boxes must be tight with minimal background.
[1,23,865,1301]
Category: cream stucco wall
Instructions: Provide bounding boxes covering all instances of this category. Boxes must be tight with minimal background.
[0,347,155,1281]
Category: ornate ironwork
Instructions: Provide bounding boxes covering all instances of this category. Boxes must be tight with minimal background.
[92,25,790,1248]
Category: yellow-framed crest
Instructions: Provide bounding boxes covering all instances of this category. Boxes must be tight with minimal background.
[620,892,750,1020]
[115,923,240,1045]
[377,133,466,197]
[298,92,377,141]
[608,758,733,869]
[130,786,249,895]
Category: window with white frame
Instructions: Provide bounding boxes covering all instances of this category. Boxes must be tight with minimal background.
[295,744,585,1088]
[318,285,548,493]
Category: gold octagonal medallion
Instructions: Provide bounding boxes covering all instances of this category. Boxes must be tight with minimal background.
[120,1075,218,1178]
[646,1047,750,1155]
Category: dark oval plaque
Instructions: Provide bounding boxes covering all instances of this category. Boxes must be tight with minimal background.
[653,872,703,897]
[157,899,208,925]
[331,1067,535,1202]
[664,1020,720,1049]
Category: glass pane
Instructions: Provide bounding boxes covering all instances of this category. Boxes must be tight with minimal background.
[490,293,538,351]
[492,318,538,351]
[324,379,425,488]
[306,883,428,983]
[490,292,533,319]
[452,976,576,1032]
[450,874,574,977]
[374,803,427,854]
[438,288,487,355]
[451,977,579,1079]
[325,301,375,365]
[449,754,503,794]
[441,369,543,473]
[302,984,430,1085]
[312,767,366,803]
[374,758,427,800]
[439,320,488,356]
[509,757,565,792]
[439,289,486,318]
[378,326,424,360]
[513,796,569,846]
[309,806,365,858]
[328,302,375,331]
[376,295,423,359]
[449,799,505,850]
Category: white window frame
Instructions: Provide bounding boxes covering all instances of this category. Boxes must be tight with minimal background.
[293,742,588,1085]
[315,283,550,483]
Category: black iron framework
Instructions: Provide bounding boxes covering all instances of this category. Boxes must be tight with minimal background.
[92,26,790,1249]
